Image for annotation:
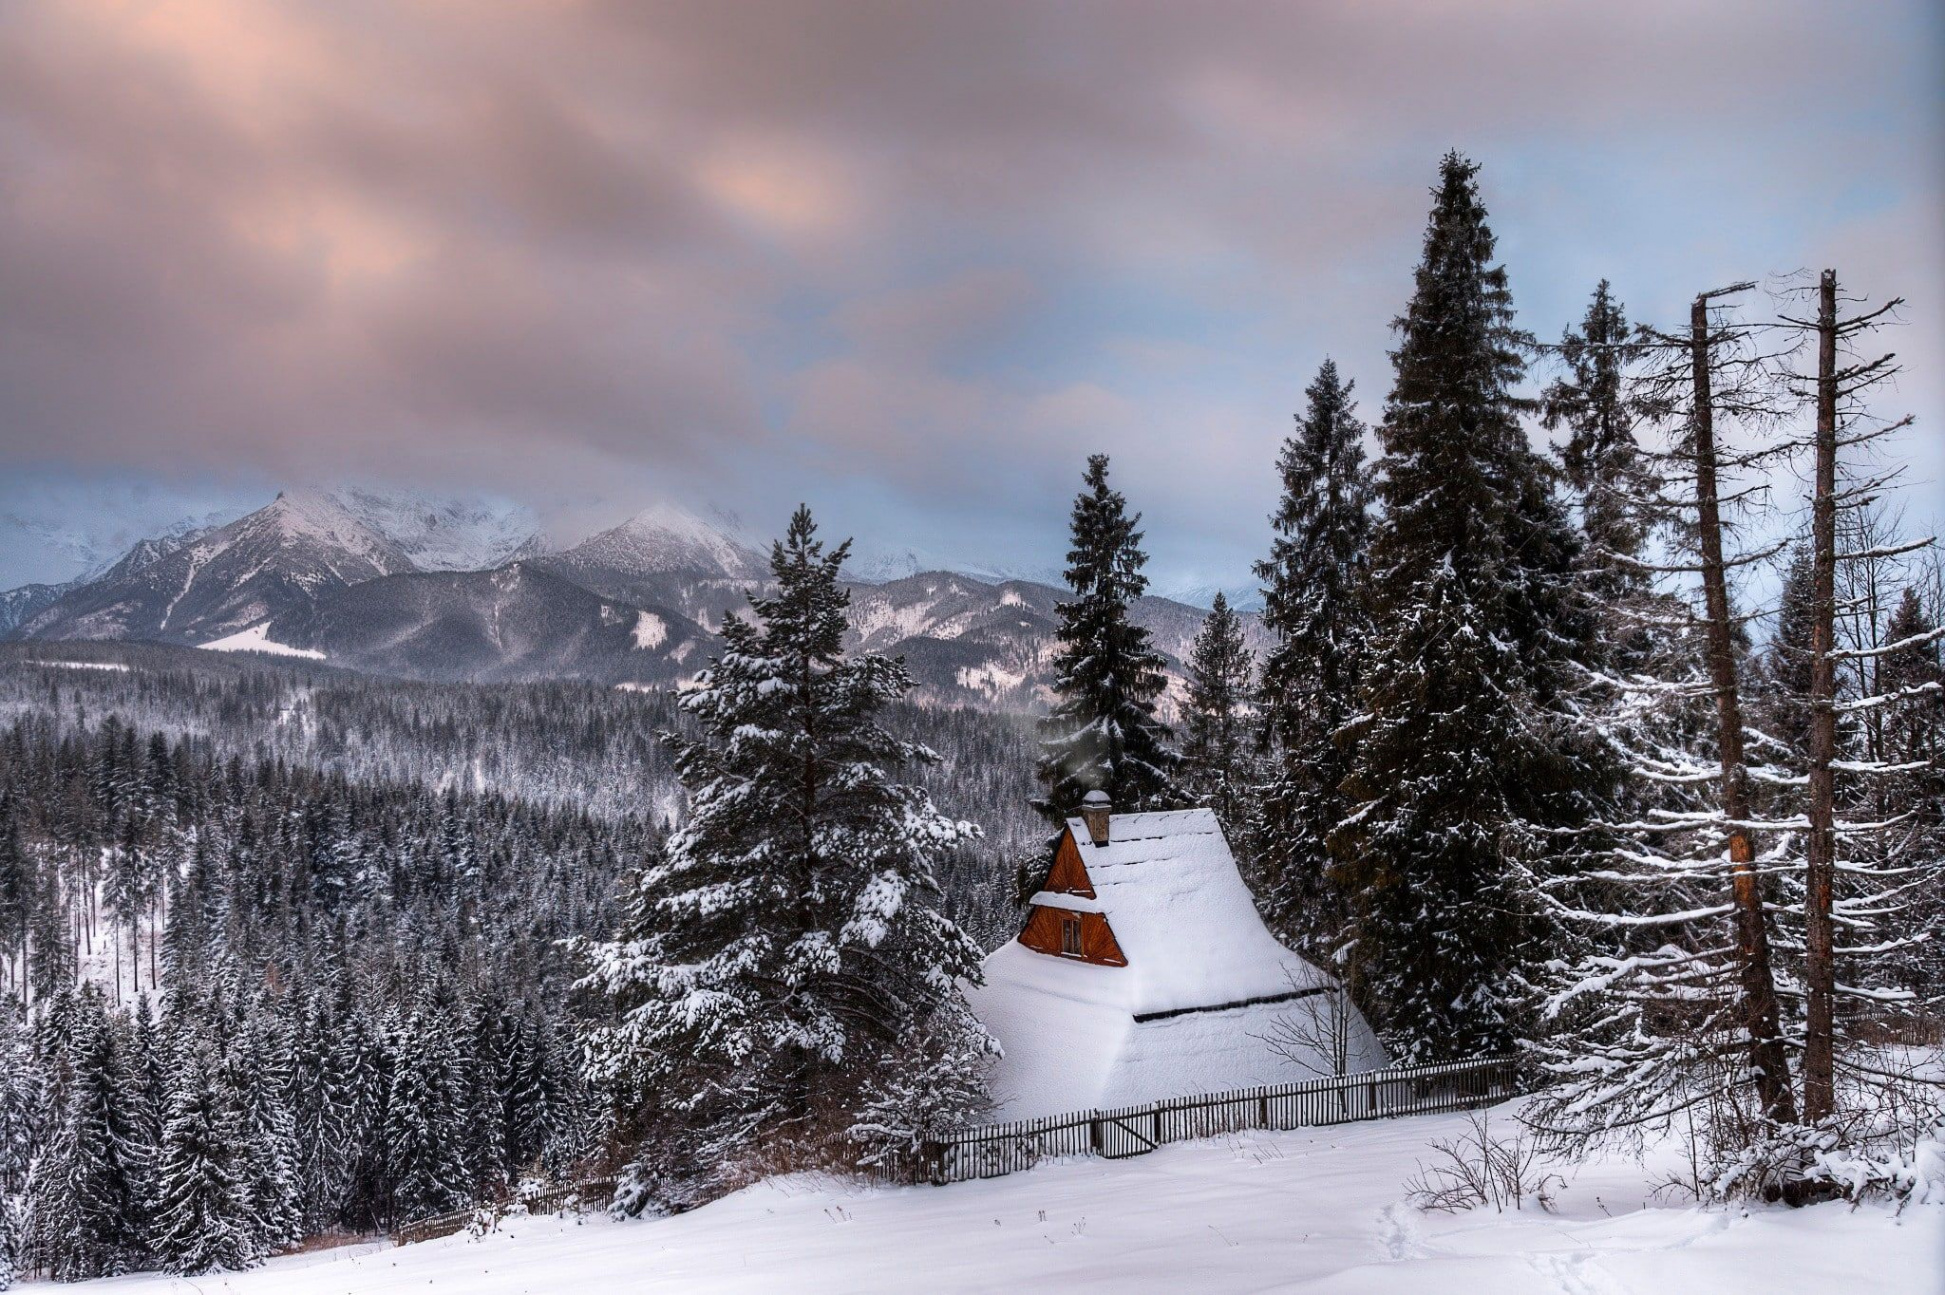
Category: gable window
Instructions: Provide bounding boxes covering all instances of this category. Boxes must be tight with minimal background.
[1060,914,1084,957]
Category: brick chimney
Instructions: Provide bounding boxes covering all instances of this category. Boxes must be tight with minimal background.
[1080,790,1112,847]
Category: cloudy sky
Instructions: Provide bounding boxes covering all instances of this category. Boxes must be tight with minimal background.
[1,0,1940,594]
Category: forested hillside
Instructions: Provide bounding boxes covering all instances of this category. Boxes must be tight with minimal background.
[0,644,1038,945]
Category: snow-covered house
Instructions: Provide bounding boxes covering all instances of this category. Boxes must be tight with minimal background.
[966,795,1387,1120]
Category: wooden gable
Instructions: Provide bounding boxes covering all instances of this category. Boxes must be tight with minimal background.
[1017,827,1125,966]
[1018,906,1128,967]
[1042,828,1096,896]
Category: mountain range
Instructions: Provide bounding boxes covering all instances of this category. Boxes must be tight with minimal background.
[2,489,1260,710]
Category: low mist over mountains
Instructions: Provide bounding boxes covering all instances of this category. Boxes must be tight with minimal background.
[2,487,1258,709]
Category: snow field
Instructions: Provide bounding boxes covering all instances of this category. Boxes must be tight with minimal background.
[198,623,326,660]
[48,1104,1943,1294]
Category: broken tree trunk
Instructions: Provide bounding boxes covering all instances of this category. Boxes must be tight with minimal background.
[1803,268,1840,1123]
[1689,289,1798,1126]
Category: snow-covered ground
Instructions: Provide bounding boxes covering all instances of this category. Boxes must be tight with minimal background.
[44,1105,1942,1294]
[199,622,326,660]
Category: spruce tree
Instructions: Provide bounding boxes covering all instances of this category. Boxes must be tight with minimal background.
[1542,281,1653,610]
[289,991,348,1236]
[0,1185,14,1292]
[0,804,30,982]
[1253,359,1373,943]
[384,1005,468,1224]
[578,507,987,1205]
[234,994,301,1248]
[1179,593,1254,842]
[1337,153,1597,1059]
[1880,584,1945,993]
[1034,454,1177,831]
[151,1043,256,1275]
[1763,543,1820,761]
[0,996,33,1199]
[1881,585,1942,789]
[30,990,148,1278]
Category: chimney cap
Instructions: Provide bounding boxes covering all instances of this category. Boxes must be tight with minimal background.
[1079,790,1112,846]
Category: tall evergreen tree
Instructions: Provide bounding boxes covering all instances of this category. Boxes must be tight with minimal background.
[289,991,348,1235]
[0,802,30,983]
[0,1183,14,1292]
[1253,359,1373,942]
[1336,153,1597,1059]
[1880,585,1942,786]
[234,993,301,1247]
[384,1005,467,1225]
[151,1043,256,1275]
[1179,593,1254,841]
[1763,543,1820,762]
[1542,281,1653,608]
[29,990,149,1279]
[1034,454,1177,833]
[0,996,33,1199]
[579,507,988,1208]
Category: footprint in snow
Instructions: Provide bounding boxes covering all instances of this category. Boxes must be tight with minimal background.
[1527,1248,1630,1295]
[1376,1201,1425,1261]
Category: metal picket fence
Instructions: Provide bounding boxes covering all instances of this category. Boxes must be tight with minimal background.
[886,1055,1517,1185]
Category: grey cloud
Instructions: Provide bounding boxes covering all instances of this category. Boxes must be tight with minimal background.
[0,0,1936,581]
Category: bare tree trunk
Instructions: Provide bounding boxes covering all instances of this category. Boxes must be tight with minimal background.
[1803,269,1840,1122]
[1690,292,1798,1125]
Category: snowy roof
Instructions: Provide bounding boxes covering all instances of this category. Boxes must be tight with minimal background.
[1048,808,1325,1017]
[965,808,1389,1119]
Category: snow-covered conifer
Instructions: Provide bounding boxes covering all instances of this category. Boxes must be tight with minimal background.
[0,1188,15,1292]
[1035,455,1178,829]
[847,999,995,1174]
[233,993,301,1248]
[151,1043,256,1275]
[28,989,149,1278]
[1542,281,1656,615]
[1337,153,1599,1059]
[384,1005,468,1224]
[577,507,987,1204]
[1253,358,1373,944]
[289,991,348,1236]
[1179,593,1255,844]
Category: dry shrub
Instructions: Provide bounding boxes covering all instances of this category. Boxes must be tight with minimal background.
[1405,1111,1564,1213]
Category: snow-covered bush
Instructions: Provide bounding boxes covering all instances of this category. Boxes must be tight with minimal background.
[847,1001,996,1175]
[1706,1104,1945,1206]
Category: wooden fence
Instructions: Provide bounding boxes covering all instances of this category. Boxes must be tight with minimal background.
[389,1177,619,1247]
[888,1055,1517,1186]
[390,1059,1514,1243]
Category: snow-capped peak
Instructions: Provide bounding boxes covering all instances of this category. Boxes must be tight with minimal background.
[244,490,416,570]
[321,486,546,572]
[558,501,763,578]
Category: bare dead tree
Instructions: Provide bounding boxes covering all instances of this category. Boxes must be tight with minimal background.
[1257,977,1358,1081]
[1773,270,1937,1122]
[1529,281,1810,1163]
[1665,282,1797,1125]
